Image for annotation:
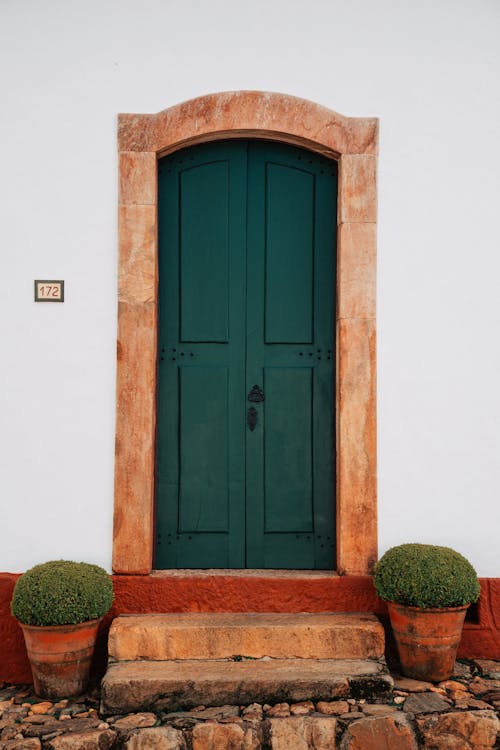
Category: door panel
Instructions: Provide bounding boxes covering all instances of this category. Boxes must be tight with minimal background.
[264,163,314,344]
[245,141,336,569]
[178,366,229,533]
[263,367,313,533]
[156,139,336,569]
[180,162,230,343]
[156,142,246,569]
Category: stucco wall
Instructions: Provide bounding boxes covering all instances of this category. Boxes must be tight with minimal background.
[1,0,499,575]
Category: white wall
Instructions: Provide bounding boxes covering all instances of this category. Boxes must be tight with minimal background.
[1,0,499,576]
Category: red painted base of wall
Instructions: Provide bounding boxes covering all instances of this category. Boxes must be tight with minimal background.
[1,573,499,684]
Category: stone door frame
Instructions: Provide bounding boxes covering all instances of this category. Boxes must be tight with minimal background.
[113,91,377,576]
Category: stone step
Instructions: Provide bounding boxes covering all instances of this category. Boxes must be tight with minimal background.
[101,658,393,714]
[108,612,385,661]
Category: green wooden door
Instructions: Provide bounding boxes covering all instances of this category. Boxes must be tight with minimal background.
[155,140,336,569]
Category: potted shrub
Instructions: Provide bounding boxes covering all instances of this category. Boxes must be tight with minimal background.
[11,560,114,699]
[374,543,480,682]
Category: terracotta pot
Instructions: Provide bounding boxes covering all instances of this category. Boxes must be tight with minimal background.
[387,602,468,683]
[20,618,101,699]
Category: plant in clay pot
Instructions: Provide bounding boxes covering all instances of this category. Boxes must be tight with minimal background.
[374,543,480,683]
[11,560,114,699]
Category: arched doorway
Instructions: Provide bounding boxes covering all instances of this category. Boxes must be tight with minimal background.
[113,91,377,576]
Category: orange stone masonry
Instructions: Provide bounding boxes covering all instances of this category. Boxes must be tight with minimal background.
[339,155,377,224]
[107,613,385,661]
[114,91,378,575]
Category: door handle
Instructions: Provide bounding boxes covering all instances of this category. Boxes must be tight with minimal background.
[247,386,263,430]
[247,407,258,432]
[247,385,264,403]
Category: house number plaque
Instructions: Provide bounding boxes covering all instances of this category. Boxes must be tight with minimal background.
[34,280,64,302]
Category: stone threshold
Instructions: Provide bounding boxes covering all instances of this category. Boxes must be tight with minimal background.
[101,658,393,715]
[107,613,384,662]
[150,569,340,578]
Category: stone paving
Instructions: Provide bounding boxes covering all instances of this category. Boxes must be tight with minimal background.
[0,660,499,749]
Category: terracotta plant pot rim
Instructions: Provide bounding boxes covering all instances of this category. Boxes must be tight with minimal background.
[387,602,469,614]
[18,618,102,633]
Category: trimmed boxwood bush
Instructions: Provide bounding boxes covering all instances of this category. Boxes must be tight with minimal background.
[11,560,114,626]
[374,544,480,609]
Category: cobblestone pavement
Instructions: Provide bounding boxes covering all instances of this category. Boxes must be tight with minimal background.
[0,660,499,749]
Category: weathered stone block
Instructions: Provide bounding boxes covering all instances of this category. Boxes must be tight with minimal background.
[337,223,376,319]
[118,205,157,305]
[340,714,417,750]
[393,676,435,693]
[403,692,451,714]
[336,318,377,576]
[119,152,157,206]
[361,704,399,716]
[473,660,500,679]
[339,155,377,223]
[123,726,185,750]
[108,613,385,661]
[417,709,500,749]
[101,658,390,714]
[2,740,42,750]
[266,716,337,750]
[113,713,157,730]
[316,700,350,715]
[469,677,500,696]
[191,722,247,750]
[44,729,117,749]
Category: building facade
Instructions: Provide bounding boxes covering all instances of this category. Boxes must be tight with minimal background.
[1,0,499,681]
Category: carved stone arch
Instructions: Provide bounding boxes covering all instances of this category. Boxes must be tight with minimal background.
[114,91,377,575]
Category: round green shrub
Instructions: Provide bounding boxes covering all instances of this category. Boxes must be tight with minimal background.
[11,560,114,626]
[374,544,480,609]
